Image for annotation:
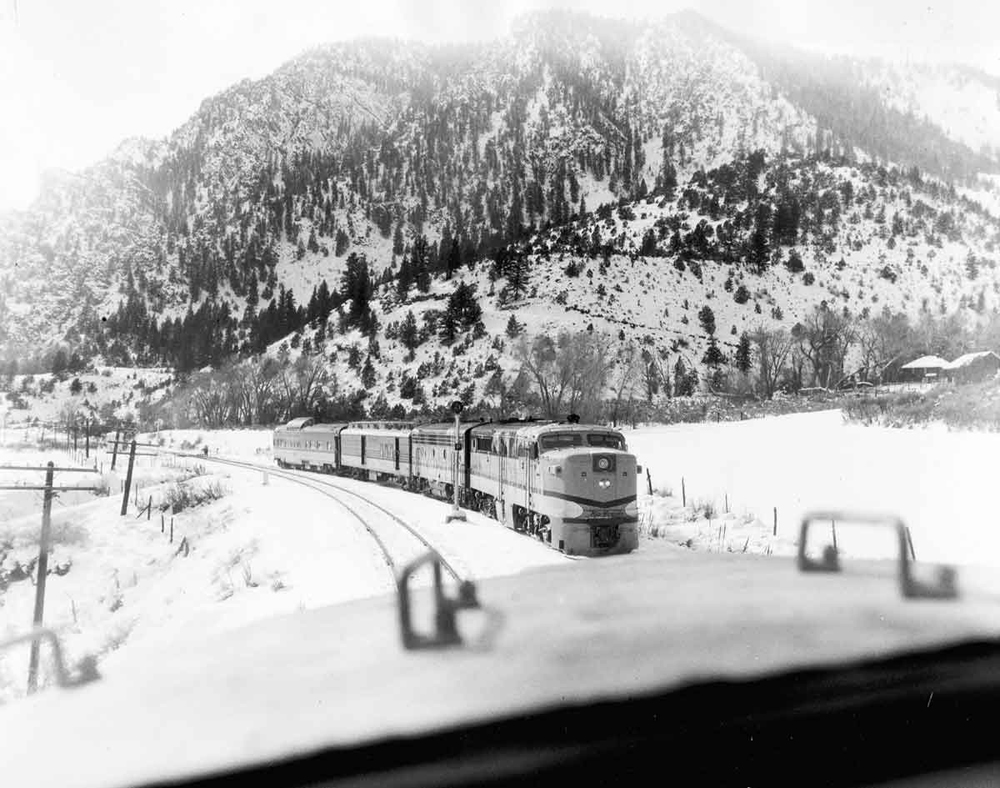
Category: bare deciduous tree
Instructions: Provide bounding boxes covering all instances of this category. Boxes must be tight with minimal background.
[279,352,333,419]
[185,368,236,427]
[750,326,795,399]
[792,305,856,388]
[516,330,613,421]
[856,310,911,383]
[237,356,281,425]
[609,341,642,427]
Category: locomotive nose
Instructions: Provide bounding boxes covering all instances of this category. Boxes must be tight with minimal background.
[579,451,633,504]
[592,454,616,473]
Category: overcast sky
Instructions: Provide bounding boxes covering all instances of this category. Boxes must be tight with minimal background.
[1,0,998,211]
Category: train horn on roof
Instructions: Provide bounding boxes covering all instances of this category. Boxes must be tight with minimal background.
[567,414,581,424]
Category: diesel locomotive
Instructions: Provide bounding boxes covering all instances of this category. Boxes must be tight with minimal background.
[273,416,639,556]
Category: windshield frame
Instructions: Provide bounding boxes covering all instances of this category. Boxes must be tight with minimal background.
[538,432,626,453]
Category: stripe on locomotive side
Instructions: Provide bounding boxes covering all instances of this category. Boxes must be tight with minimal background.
[544,492,637,508]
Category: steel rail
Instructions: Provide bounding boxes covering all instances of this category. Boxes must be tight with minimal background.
[186,453,466,585]
[280,466,467,583]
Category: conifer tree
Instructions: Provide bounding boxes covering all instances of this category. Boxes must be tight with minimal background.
[446,238,461,280]
[701,336,725,367]
[361,355,377,389]
[673,356,695,396]
[439,307,458,344]
[505,252,529,300]
[335,229,350,257]
[400,310,420,360]
[396,254,413,300]
[698,305,716,336]
[413,235,431,293]
[735,332,752,374]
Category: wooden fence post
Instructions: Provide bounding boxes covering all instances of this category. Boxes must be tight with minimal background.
[645,468,652,496]
[773,507,778,537]
[111,430,120,470]
[681,477,686,507]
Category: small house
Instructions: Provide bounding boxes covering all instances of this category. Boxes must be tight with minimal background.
[943,351,1000,385]
[899,355,949,384]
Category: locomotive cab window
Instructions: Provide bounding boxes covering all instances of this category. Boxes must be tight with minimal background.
[587,433,625,450]
[539,433,583,451]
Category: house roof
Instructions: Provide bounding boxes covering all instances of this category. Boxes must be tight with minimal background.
[944,351,1000,370]
[900,355,949,370]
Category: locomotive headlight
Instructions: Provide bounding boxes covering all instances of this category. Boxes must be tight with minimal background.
[597,457,611,471]
[597,478,612,489]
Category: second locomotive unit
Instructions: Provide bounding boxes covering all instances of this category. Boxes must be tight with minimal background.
[273,416,639,557]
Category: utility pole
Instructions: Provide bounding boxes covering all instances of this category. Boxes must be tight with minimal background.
[27,463,55,694]
[120,439,136,516]
[446,401,466,522]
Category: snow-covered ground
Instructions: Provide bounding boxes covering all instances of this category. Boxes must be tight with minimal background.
[0,436,566,704]
[145,428,274,461]
[626,410,1000,568]
[3,366,174,425]
[7,410,998,703]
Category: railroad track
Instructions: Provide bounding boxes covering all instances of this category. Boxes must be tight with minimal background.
[183,453,468,587]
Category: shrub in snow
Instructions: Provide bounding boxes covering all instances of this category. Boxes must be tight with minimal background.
[785,250,805,273]
[92,475,113,497]
[162,480,228,514]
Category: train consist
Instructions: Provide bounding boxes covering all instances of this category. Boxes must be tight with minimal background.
[272,416,639,556]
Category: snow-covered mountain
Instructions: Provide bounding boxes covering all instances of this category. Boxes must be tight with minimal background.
[2,9,999,412]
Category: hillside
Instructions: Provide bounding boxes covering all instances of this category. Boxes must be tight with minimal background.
[2,9,1000,422]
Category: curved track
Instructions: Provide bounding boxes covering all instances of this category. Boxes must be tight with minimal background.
[183,454,467,585]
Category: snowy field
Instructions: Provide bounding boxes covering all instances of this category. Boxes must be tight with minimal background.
[626,410,1000,568]
[0,436,566,703]
[144,418,1000,567]
[6,410,998,702]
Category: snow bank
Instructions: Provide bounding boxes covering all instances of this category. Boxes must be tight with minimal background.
[626,410,1000,568]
